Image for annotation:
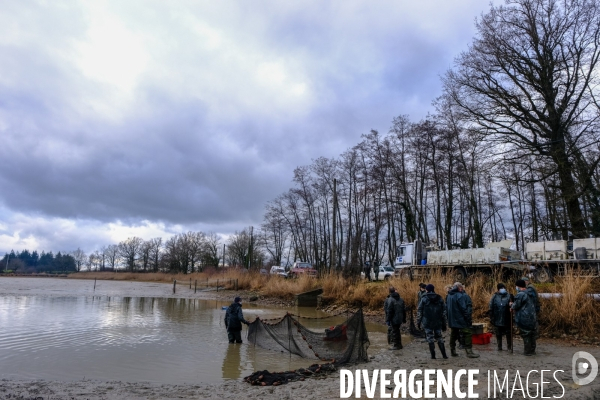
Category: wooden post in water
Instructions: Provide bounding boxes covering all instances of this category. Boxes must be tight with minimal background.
[189,278,191,289]
[194,280,197,293]
[173,280,176,294]
[93,278,96,292]
[217,279,219,292]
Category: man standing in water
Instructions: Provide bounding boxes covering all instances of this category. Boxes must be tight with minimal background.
[225,296,250,344]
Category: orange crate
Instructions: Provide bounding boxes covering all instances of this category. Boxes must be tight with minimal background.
[472,332,492,345]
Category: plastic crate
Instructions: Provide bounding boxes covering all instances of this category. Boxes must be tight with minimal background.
[471,323,485,335]
[472,332,492,345]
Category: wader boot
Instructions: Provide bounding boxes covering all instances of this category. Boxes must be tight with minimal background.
[496,334,503,351]
[465,347,480,358]
[428,343,436,359]
[450,345,459,357]
[449,329,460,356]
[523,335,536,356]
[438,342,449,359]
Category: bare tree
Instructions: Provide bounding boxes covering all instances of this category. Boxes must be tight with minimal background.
[118,237,144,272]
[443,0,600,238]
[103,244,119,271]
[70,248,87,272]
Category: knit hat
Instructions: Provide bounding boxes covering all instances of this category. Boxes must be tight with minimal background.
[425,284,435,292]
[516,280,526,288]
[497,283,506,290]
[234,296,242,303]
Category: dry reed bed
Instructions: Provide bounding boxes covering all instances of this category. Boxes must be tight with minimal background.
[71,268,600,337]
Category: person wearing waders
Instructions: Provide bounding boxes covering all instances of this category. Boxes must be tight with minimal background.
[522,276,540,338]
[416,284,448,359]
[511,279,538,356]
[386,290,406,350]
[383,287,396,344]
[446,282,479,358]
[488,283,514,351]
[225,296,249,344]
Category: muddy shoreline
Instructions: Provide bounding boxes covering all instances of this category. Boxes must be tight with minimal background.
[1,278,599,399]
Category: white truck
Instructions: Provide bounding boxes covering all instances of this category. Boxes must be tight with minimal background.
[395,238,600,283]
[524,238,600,282]
[394,239,524,282]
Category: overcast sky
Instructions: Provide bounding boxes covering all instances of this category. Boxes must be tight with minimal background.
[0,0,493,255]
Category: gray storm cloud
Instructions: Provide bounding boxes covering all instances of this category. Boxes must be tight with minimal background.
[0,0,490,252]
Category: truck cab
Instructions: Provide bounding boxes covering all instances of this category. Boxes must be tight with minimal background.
[395,243,415,266]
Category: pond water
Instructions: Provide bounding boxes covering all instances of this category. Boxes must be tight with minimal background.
[0,278,392,384]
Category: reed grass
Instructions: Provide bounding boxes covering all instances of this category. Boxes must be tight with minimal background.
[70,268,600,336]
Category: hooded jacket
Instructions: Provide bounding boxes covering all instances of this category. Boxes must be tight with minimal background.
[225,302,248,331]
[512,289,537,331]
[446,288,473,329]
[526,284,541,314]
[417,292,447,330]
[488,291,513,327]
[386,292,406,326]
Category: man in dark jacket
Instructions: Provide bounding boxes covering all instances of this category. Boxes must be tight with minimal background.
[512,279,537,356]
[386,291,406,350]
[522,276,540,338]
[446,282,479,358]
[225,296,250,343]
[383,287,396,344]
[488,283,514,351]
[417,284,448,359]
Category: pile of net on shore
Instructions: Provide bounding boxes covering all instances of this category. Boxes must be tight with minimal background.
[243,308,369,386]
[244,363,337,386]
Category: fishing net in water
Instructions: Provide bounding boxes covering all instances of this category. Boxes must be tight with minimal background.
[247,308,370,365]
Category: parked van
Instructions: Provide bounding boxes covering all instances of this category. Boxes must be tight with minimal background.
[270,266,288,277]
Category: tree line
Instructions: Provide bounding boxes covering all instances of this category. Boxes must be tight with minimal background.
[1,250,76,273]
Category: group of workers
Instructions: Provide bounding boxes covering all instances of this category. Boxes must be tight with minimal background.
[385,277,541,358]
[224,275,541,360]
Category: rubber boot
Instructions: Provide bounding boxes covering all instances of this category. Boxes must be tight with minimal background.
[465,347,480,358]
[523,336,534,356]
[497,334,503,351]
[438,342,449,359]
[429,343,436,359]
[450,345,459,357]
